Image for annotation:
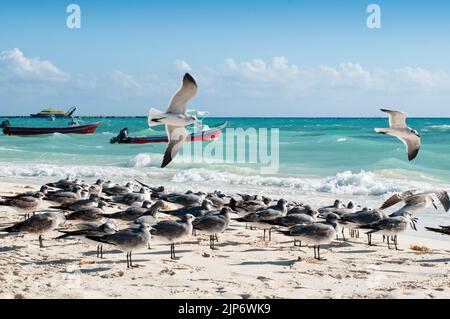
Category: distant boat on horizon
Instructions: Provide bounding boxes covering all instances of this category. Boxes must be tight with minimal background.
[30,107,77,118]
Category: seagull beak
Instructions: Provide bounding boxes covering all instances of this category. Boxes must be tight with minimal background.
[433,203,438,210]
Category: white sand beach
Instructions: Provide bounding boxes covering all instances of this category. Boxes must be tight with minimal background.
[0,177,449,299]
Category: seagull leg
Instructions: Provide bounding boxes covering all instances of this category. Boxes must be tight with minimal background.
[129,251,139,268]
[38,235,44,248]
[215,234,219,242]
[126,252,130,269]
[263,229,266,241]
[100,245,103,259]
[97,245,100,258]
[387,236,391,249]
[394,235,398,250]
[268,228,272,242]
[341,228,346,241]
[313,245,317,259]
[170,243,176,259]
[293,239,297,246]
[317,246,321,260]
[367,233,372,246]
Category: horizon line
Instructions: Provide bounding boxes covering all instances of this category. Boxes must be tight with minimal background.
[2,115,450,119]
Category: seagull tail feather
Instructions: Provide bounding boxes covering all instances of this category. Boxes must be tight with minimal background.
[148,108,164,127]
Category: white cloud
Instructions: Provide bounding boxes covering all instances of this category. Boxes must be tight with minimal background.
[0,48,69,82]
[1,49,450,116]
[174,59,192,72]
[225,56,299,83]
[224,56,450,94]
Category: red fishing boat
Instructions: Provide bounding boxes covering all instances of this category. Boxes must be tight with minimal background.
[1,120,101,136]
[110,122,228,144]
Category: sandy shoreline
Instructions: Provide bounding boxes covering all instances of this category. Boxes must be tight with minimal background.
[0,178,449,299]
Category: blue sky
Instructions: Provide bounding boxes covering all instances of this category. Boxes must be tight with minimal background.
[1,0,450,116]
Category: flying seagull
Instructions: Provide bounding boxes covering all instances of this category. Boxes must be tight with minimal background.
[381,190,450,215]
[148,73,200,168]
[375,109,421,161]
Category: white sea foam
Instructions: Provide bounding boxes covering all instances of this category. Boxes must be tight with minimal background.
[337,138,348,142]
[170,169,437,196]
[429,125,450,130]
[0,162,443,196]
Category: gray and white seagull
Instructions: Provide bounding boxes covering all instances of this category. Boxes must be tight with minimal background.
[148,73,200,168]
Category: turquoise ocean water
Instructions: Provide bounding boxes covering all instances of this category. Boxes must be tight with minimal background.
[2,117,450,236]
[1,117,450,192]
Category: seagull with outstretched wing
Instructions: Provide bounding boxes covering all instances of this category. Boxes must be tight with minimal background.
[375,109,421,161]
[148,73,200,168]
[381,190,450,216]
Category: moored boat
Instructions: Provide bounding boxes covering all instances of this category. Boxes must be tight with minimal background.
[1,120,101,136]
[30,107,77,118]
[110,122,228,144]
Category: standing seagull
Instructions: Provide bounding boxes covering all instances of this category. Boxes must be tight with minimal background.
[375,109,421,161]
[0,192,45,219]
[277,214,339,260]
[360,211,417,250]
[1,212,65,248]
[192,207,232,250]
[56,220,118,258]
[340,209,387,245]
[234,199,287,241]
[150,214,195,259]
[148,73,200,168]
[87,224,152,269]
[65,201,108,222]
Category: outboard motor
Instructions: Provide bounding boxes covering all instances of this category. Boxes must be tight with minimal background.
[110,128,130,144]
[0,120,10,128]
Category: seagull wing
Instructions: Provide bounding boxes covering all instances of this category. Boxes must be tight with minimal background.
[401,133,421,161]
[380,109,407,129]
[161,126,188,168]
[435,191,450,212]
[166,73,197,114]
[380,194,402,210]
[381,190,418,210]
[385,130,421,161]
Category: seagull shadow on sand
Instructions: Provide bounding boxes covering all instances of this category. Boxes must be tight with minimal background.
[0,245,27,252]
[236,259,298,267]
[415,257,450,263]
[337,249,378,254]
[35,258,78,266]
[147,249,192,256]
[82,249,122,257]
[80,267,112,273]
